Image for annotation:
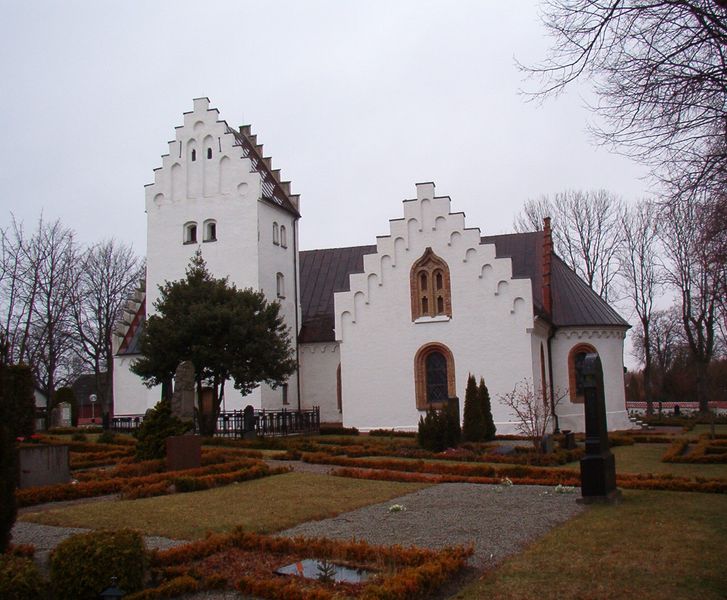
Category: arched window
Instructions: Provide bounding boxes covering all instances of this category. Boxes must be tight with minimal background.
[568,344,598,403]
[206,147,212,159]
[183,222,197,244]
[280,225,287,248]
[191,149,197,162]
[276,272,285,298]
[414,342,456,410]
[410,248,452,320]
[203,219,217,242]
[272,222,280,245]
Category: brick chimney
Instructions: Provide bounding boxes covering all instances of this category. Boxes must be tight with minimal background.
[542,217,553,316]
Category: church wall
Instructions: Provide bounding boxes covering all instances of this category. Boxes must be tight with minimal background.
[299,342,341,423]
[551,327,632,432]
[335,183,537,433]
[113,355,159,415]
[145,98,263,312]
[257,202,300,410]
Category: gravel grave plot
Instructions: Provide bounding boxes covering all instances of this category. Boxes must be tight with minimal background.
[278,482,584,570]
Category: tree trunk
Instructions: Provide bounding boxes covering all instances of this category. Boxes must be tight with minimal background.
[695,358,710,414]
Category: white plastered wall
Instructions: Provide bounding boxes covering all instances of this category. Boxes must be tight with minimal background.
[551,327,633,432]
[115,98,299,415]
[299,342,341,423]
[335,183,537,433]
[257,202,300,410]
[113,355,159,415]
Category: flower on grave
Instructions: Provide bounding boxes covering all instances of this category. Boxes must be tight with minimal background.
[554,483,577,494]
[500,477,513,487]
[388,504,407,513]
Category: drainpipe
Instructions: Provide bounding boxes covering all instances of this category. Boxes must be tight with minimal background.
[293,217,301,411]
[547,326,559,433]
[542,217,559,432]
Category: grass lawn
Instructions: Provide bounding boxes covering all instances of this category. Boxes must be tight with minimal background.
[557,444,727,479]
[451,489,727,600]
[687,424,727,438]
[19,472,428,540]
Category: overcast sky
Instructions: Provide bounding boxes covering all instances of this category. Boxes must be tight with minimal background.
[0,0,652,252]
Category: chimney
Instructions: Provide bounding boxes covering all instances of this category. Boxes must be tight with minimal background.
[542,217,553,315]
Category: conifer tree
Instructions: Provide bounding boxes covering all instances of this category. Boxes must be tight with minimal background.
[462,373,484,442]
[478,377,496,441]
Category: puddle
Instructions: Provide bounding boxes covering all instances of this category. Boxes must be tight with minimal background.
[275,559,372,583]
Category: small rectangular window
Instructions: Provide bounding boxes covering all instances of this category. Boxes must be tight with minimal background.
[282,383,289,405]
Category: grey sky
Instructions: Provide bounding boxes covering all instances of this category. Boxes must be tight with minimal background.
[0,0,651,254]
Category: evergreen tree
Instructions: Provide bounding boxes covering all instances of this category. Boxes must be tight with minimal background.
[132,252,297,435]
[478,377,496,441]
[462,373,484,442]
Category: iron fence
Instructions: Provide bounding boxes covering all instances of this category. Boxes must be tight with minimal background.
[110,407,320,438]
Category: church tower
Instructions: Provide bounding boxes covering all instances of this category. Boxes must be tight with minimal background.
[115,98,301,414]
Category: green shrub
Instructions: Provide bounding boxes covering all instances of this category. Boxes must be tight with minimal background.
[0,363,35,438]
[71,432,88,442]
[0,425,17,553]
[97,430,117,444]
[0,554,46,600]
[134,399,191,460]
[462,374,484,442]
[478,377,496,441]
[417,404,461,452]
[50,529,147,600]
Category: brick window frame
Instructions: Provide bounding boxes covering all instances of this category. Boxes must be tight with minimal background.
[414,342,456,410]
[410,247,452,320]
[568,343,597,404]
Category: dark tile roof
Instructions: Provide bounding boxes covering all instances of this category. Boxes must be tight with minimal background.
[117,317,145,355]
[299,245,377,342]
[298,232,628,342]
[550,257,629,327]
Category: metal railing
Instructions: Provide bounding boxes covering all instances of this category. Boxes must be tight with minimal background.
[110,407,320,438]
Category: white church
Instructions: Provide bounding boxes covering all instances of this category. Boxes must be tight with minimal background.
[113,98,633,433]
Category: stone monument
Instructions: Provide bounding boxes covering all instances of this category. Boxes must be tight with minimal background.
[171,361,195,421]
[167,360,200,471]
[578,353,621,504]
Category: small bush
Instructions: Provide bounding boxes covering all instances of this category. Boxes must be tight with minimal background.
[71,432,88,442]
[0,554,46,600]
[96,430,117,444]
[134,399,192,460]
[319,425,359,436]
[368,429,417,438]
[417,404,461,452]
[50,529,147,600]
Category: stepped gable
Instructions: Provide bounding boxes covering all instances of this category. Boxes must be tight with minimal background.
[114,276,146,356]
[299,245,377,343]
[298,232,628,343]
[227,125,300,218]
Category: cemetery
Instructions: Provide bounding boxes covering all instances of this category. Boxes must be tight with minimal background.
[3,400,727,599]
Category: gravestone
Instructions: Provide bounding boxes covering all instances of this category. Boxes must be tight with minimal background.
[561,430,577,450]
[242,404,257,440]
[540,433,554,454]
[166,435,201,471]
[578,353,621,504]
[18,445,70,488]
[171,361,195,421]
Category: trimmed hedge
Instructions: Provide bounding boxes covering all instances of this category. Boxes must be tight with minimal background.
[50,529,147,600]
[144,528,472,600]
[0,554,46,600]
[16,458,273,507]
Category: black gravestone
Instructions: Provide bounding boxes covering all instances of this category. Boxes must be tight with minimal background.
[578,353,621,504]
[242,404,257,440]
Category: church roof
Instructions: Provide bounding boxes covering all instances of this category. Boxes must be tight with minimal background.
[298,232,628,342]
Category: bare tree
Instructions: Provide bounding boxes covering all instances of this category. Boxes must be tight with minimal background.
[660,197,723,412]
[619,200,662,413]
[514,189,625,300]
[72,240,143,419]
[500,378,564,453]
[523,0,727,200]
[632,307,683,400]
[0,218,81,425]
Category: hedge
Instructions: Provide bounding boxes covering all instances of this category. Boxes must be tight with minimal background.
[144,529,472,600]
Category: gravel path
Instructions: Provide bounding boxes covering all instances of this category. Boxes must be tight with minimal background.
[278,482,584,569]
